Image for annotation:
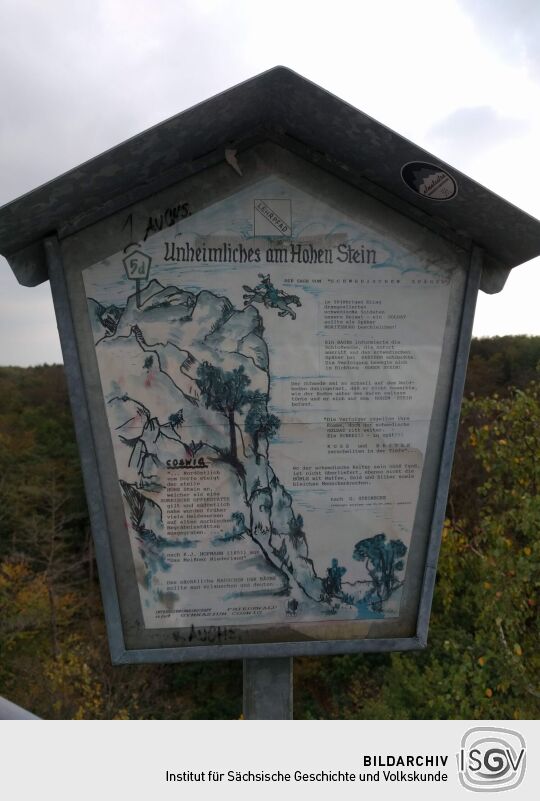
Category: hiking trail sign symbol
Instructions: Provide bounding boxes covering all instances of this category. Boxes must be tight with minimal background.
[123,248,152,307]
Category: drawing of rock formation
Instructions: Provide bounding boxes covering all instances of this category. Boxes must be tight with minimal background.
[89,280,406,614]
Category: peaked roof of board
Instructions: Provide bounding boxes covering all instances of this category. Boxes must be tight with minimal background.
[1,66,539,293]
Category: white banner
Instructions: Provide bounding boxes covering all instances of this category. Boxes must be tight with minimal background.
[0,719,537,800]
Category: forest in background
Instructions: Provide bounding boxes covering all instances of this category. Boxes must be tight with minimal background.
[0,335,538,719]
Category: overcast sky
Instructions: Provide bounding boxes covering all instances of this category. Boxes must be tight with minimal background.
[1,0,540,366]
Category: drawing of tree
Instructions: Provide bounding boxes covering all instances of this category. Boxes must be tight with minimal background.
[168,409,184,428]
[196,362,253,465]
[245,400,280,463]
[353,533,407,610]
[231,511,247,537]
[288,513,306,550]
[322,558,347,598]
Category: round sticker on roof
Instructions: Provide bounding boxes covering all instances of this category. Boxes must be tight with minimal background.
[401,161,458,201]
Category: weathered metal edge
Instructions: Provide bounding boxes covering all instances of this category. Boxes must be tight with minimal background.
[110,636,427,665]
[0,696,41,720]
[44,235,127,664]
[416,245,483,646]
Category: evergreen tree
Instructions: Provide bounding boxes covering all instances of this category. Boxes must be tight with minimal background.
[196,362,252,464]
[245,400,280,463]
[353,533,406,610]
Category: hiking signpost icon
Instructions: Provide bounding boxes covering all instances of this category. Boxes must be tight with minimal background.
[122,248,152,308]
[1,67,540,720]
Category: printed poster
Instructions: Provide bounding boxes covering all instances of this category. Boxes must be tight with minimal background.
[83,176,453,629]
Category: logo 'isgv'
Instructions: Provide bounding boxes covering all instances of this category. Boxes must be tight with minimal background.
[457,727,526,792]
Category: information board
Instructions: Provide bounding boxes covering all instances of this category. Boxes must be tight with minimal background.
[3,66,538,664]
[82,173,456,635]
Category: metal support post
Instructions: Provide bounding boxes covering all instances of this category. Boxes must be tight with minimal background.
[243,657,293,719]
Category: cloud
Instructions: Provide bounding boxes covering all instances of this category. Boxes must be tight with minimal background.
[0,257,62,366]
[0,0,250,203]
[428,105,529,155]
[458,0,540,76]
[2,0,540,365]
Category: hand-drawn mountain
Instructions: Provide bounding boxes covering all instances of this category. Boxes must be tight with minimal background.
[89,279,406,614]
[90,281,328,604]
[88,298,122,341]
